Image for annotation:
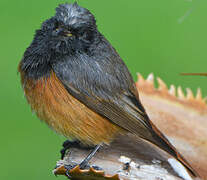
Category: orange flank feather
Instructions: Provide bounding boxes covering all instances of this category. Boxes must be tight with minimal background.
[19,70,125,145]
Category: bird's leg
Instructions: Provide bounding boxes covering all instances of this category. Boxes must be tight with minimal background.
[64,144,102,178]
[79,144,101,169]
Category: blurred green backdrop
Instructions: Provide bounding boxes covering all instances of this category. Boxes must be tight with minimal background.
[1,0,207,179]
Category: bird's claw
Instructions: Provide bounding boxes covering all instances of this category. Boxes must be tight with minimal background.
[64,164,78,179]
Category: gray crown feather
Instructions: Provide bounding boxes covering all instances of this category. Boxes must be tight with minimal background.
[55,2,96,26]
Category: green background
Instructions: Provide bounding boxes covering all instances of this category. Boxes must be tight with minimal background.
[1,0,206,179]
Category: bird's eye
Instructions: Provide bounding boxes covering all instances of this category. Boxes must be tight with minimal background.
[55,28,59,32]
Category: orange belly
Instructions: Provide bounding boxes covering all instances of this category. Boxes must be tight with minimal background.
[20,71,124,145]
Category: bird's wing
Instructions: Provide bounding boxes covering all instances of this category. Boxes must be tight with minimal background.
[52,53,153,140]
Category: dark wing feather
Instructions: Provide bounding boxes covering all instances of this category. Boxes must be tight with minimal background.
[52,48,154,141]
[65,83,153,139]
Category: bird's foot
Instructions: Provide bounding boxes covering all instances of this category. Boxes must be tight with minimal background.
[57,143,102,178]
[64,164,78,179]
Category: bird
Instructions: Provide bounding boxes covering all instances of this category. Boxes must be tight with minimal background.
[18,2,199,178]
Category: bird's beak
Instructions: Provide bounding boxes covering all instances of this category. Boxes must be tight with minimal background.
[53,28,73,37]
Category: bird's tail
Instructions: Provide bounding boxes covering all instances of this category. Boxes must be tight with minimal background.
[147,121,200,178]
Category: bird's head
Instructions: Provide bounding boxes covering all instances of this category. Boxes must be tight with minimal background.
[30,3,98,56]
